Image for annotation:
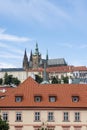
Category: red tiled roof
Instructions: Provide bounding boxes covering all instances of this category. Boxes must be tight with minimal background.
[0,77,87,108]
[46,66,87,73]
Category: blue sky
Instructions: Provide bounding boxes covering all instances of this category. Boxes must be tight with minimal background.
[0,0,87,68]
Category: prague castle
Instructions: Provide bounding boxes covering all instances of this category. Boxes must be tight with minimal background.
[23,43,67,70]
[0,43,87,84]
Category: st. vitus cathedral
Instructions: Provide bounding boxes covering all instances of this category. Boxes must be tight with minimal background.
[23,43,67,70]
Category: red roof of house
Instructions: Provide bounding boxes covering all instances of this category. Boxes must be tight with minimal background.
[0,77,87,109]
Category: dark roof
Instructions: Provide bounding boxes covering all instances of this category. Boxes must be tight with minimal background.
[48,58,67,66]
[0,68,24,72]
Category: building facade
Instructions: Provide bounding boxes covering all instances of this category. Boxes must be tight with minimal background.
[0,77,87,130]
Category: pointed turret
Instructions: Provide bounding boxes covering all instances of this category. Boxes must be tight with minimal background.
[35,42,39,55]
[23,49,29,70]
[30,50,32,61]
[46,50,49,61]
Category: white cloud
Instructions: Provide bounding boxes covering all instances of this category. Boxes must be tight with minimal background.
[0,27,31,42]
[0,42,24,55]
[0,0,70,26]
[0,33,31,42]
[0,62,17,68]
[0,42,8,48]
[0,52,22,59]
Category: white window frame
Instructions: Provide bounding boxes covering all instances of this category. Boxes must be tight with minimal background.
[49,96,56,102]
[63,112,69,121]
[72,96,79,102]
[34,96,41,102]
[75,112,80,121]
[2,112,8,121]
[48,112,54,121]
[15,96,22,102]
[34,112,40,121]
[16,112,22,121]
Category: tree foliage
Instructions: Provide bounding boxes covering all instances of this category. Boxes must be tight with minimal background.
[51,76,69,84]
[4,72,20,86]
[51,77,58,84]
[61,76,69,83]
[35,75,43,83]
[0,116,9,130]
[0,78,3,85]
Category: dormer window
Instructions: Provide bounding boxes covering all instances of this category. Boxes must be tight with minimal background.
[34,96,42,102]
[72,96,79,102]
[49,96,56,102]
[15,96,23,102]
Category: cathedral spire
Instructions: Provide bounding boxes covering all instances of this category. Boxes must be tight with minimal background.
[30,50,32,61]
[35,42,39,55]
[46,50,48,60]
[23,49,29,70]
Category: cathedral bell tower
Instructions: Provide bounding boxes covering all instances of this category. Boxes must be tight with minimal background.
[32,43,41,69]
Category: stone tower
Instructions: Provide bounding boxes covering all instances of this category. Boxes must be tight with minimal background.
[32,43,41,69]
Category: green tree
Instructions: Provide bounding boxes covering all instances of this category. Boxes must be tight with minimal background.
[61,76,69,84]
[0,116,9,130]
[0,78,3,85]
[51,77,58,84]
[12,77,20,85]
[4,73,12,85]
[4,73,20,86]
[35,75,43,83]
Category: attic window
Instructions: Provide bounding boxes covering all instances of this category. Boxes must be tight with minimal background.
[15,96,23,102]
[49,96,56,102]
[34,96,42,102]
[72,96,79,102]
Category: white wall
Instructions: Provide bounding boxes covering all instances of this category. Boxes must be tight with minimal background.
[1,109,87,130]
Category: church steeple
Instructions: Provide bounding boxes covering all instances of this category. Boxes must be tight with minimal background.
[35,42,39,55]
[30,50,32,61]
[23,49,29,70]
[46,50,48,60]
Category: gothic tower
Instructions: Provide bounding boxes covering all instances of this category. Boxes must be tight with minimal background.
[23,49,29,70]
[32,43,41,69]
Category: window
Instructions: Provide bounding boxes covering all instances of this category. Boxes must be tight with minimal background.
[72,96,79,102]
[2,112,8,121]
[48,112,54,121]
[49,96,56,102]
[15,96,22,102]
[16,112,22,121]
[34,96,42,102]
[63,112,69,121]
[75,112,80,121]
[34,112,40,121]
